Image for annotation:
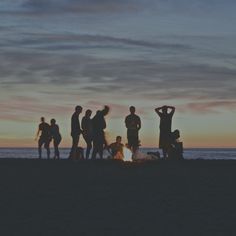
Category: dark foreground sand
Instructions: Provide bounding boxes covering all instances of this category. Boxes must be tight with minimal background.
[0,159,236,236]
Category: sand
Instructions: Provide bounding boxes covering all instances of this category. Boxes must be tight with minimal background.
[0,159,236,235]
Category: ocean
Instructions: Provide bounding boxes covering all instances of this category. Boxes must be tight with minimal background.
[0,148,236,160]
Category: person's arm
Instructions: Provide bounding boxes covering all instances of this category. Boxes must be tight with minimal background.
[35,125,40,141]
[81,117,86,133]
[106,143,112,154]
[168,106,175,115]
[138,116,141,130]
[79,123,83,134]
[155,107,163,116]
[101,105,110,116]
[71,115,74,135]
[56,125,60,135]
[125,116,128,129]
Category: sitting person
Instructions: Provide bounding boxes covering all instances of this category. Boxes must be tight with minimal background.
[108,136,124,160]
[70,147,84,160]
[168,129,183,160]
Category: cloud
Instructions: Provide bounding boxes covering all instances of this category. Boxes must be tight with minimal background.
[1,48,236,103]
[20,0,142,14]
[1,0,235,19]
[2,32,190,52]
[178,101,236,114]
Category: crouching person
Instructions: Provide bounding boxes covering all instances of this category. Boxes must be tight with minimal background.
[168,129,183,160]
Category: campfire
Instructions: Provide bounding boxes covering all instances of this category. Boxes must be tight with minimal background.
[123,147,133,162]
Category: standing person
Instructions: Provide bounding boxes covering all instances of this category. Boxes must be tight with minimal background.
[50,119,62,159]
[125,106,141,153]
[91,106,110,160]
[35,117,51,159]
[69,105,83,159]
[82,109,93,159]
[155,105,175,159]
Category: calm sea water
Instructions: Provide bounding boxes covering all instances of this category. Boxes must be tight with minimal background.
[0,148,236,160]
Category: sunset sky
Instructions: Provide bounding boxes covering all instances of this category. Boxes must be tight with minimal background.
[0,0,236,148]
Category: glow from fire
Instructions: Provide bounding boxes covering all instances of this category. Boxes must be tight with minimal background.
[123,147,133,162]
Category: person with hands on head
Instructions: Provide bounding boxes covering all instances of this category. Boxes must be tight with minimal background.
[155,105,175,159]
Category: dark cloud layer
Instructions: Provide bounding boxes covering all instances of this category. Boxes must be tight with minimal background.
[22,0,142,14]
[1,0,234,16]
[3,33,191,51]
[1,48,236,103]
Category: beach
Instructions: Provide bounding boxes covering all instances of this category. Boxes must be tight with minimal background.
[0,159,236,235]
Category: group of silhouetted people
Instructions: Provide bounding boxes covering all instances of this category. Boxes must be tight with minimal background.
[155,105,183,160]
[35,117,62,159]
[35,105,183,160]
[68,105,110,160]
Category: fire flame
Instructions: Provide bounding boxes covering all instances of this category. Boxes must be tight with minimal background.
[123,147,133,162]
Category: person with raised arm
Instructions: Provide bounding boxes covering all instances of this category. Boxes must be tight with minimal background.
[155,105,175,159]
[91,105,110,160]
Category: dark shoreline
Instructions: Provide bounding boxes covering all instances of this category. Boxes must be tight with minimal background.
[1,159,236,235]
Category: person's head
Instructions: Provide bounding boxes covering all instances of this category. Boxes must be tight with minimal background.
[41,117,45,123]
[75,105,82,114]
[116,136,122,144]
[50,118,56,125]
[172,129,180,140]
[162,106,168,114]
[129,106,135,114]
[85,109,92,118]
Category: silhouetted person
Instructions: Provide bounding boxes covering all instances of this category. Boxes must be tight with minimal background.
[155,105,175,159]
[50,119,62,159]
[82,109,93,159]
[125,106,141,153]
[69,105,83,159]
[35,117,51,159]
[91,106,110,159]
[108,136,124,160]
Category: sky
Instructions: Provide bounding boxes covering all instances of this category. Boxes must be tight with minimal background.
[0,0,236,148]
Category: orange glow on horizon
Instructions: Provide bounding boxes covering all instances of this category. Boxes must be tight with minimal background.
[0,133,235,149]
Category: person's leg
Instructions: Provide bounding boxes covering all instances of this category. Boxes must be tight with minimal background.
[127,135,131,150]
[55,144,59,159]
[162,148,167,159]
[99,133,106,159]
[70,135,79,159]
[91,143,98,160]
[98,142,103,159]
[38,138,43,159]
[129,136,136,153]
[54,139,59,159]
[91,136,98,160]
[45,141,50,160]
[57,136,62,159]
[133,134,139,153]
[84,136,92,159]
